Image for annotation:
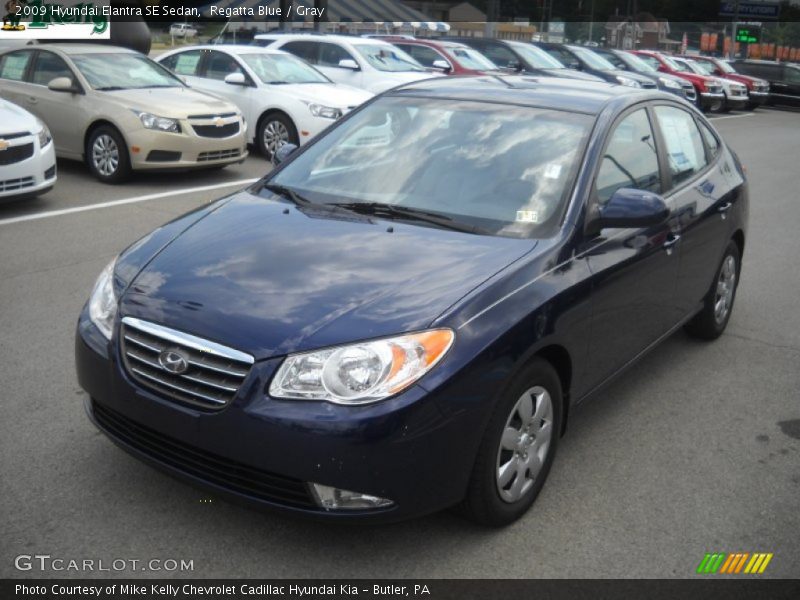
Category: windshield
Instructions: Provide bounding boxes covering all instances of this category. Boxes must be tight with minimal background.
[569,46,616,70]
[240,52,329,84]
[73,53,183,90]
[689,60,714,75]
[619,51,657,72]
[268,96,592,238]
[716,60,735,74]
[354,44,425,72]
[508,42,566,69]
[447,46,497,70]
[661,55,683,71]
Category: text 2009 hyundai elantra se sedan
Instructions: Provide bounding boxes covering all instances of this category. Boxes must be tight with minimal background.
[76,77,747,525]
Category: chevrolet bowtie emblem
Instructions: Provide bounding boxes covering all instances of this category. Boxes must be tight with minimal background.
[0,139,9,151]
[214,117,224,127]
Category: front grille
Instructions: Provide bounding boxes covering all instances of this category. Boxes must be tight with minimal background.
[197,148,241,162]
[682,83,697,100]
[192,122,241,138]
[0,131,30,140]
[187,112,237,119]
[91,400,317,509]
[120,317,253,411]
[0,142,34,166]
[641,80,657,89]
[146,150,182,162]
[0,176,34,192]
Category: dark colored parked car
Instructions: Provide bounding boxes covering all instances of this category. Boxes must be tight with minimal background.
[441,36,604,82]
[731,59,800,107]
[676,55,769,109]
[591,47,697,102]
[533,42,657,89]
[77,76,747,526]
[379,37,502,76]
[632,50,725,112]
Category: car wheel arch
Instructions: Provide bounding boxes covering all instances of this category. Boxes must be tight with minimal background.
[84,119,126,161]
[732,229,745,257]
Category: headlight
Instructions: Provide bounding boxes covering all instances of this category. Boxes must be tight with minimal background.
[658,77,682,90]
[88,258,118,340]
[36,119,52,147]
[136,111,181,133]
[308,103,343,120]
[269,329,455,405]
[616,75,641,88]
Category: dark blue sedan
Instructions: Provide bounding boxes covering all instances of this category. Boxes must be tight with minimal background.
[76,76,747,525]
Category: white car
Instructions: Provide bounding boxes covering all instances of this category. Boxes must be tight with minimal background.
[253,34,443,94]
[169,23,198,39]
[157,45,374,159]
[673,57,748,111]
[0,97,56,202]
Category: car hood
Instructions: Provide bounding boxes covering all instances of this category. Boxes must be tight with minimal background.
[101,87,237,119]
[119,191,536,360]
[269,82,373,108]
[0,97,39,133]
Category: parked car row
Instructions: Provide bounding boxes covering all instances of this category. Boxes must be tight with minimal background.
[0,33,794,202]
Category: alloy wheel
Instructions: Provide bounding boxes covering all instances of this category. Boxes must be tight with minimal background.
[92,134,119,177]
[714,254,737,324]
[263,120,289,157]
[496,386,554,503]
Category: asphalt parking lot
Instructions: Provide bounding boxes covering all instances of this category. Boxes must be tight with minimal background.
[1,107,798,579]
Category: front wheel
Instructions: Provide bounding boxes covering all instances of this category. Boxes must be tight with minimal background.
[459,359,562,526]
[257,112,298,160]
[86,125,131,184]
[685,240,741,340]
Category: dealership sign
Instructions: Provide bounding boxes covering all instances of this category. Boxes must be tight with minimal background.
[719,1,780,19]
[0,0,110,39]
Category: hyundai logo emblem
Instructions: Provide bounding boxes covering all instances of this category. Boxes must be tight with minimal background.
[158,349,189,374]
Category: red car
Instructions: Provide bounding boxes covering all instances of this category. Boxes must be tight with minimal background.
[676,55,770,109]
[631,50,725,112]
[379,37,504,76]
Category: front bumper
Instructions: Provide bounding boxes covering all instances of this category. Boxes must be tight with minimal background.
[724,94,749,109]
[747,90,769,106]
[76,310,480,522]
[127,117,248,171]
[698,91,725,109]
[0,137,56,200]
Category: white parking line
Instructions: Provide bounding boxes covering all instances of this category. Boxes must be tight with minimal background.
[709,112,756,120]
[0,179,259,227]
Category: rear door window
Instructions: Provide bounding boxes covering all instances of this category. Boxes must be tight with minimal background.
[0,50,34,82]
[160,50,202,76]
[281,41,319,64]
[653,105,709,188]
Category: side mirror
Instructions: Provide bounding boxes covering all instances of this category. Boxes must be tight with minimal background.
[596,188,670,229]
[431,59,452,73]
[338,59,360,71]
[47,77,78,93]
[272,142,298,167]
[224,72,248,86]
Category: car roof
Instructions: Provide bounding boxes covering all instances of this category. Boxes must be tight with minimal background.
[16,43,138,55]
[390,39,468,50]
[387,75,662,115]
[162,44,283,56]
[255,33,391,46]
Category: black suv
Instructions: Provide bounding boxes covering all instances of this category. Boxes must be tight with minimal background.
[730,60,800,107]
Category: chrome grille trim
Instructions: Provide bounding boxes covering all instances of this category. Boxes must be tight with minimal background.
[121,316,254,410]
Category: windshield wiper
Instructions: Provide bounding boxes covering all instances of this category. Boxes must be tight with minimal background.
[331,202,491,235]
[263,183,315,207]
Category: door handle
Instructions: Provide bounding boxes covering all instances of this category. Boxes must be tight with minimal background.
[718,202,732,219]
[27,96,38,105]
[663,233,681,253]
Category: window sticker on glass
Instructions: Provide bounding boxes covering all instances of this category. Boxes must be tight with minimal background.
[658,112,699,172]
[2,55,29,80]
[516,210,539,223]
[175,54,200,75]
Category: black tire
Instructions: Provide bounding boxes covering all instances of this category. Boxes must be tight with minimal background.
[256,112,298,160]
[684,240,741,340]
[85,125,131,184]
[458,358,563,526]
